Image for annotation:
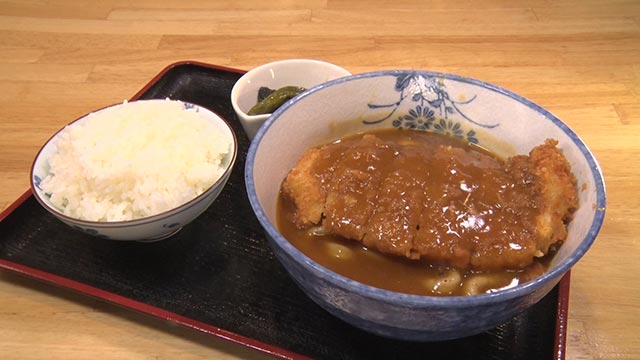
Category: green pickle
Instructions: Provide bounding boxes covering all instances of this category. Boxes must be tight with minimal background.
[247,86,306,115]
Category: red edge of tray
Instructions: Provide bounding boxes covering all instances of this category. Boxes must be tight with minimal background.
[0,60,570,360]
[554,271,571,360]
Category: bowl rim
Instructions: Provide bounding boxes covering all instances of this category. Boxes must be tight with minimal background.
[230,58,352,121]
[245,69,607,306]
[30,98,238,228]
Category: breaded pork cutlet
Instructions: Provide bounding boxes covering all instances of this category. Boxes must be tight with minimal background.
[281,134,578,271]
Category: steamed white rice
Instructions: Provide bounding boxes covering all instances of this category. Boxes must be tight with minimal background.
[40,99,231,222]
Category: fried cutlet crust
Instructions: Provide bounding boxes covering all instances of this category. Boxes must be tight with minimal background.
[281,147,326,226]
[530,139,579,253]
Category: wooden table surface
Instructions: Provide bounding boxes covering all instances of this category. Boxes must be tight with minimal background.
[1,1,638,359]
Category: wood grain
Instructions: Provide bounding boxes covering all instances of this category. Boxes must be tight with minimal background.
[1,1,639,359]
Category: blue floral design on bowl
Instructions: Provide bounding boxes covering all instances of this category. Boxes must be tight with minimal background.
[368,72,495,145]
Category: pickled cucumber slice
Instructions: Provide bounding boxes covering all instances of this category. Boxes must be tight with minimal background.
[247,86,306,115]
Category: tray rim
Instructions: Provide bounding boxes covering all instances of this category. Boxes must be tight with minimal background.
[0,60,569,360]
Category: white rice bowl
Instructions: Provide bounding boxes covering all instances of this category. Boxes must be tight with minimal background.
[31,99,237,241]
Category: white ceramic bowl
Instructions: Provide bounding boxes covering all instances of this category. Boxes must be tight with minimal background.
[230,59,351,140]
[246,70,606,340]
[31,99,237,242]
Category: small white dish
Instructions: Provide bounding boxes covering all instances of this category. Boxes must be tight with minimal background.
[230,59,351,140]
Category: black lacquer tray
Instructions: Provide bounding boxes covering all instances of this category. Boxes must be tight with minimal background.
[0,61,569,360]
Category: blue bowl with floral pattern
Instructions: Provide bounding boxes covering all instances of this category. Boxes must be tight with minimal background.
[245,70,605,341]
